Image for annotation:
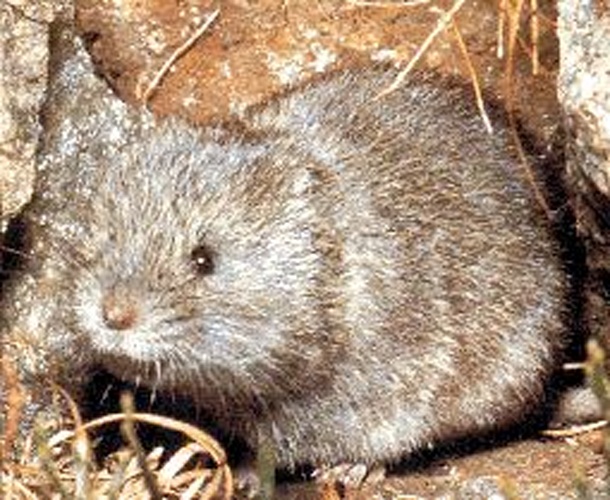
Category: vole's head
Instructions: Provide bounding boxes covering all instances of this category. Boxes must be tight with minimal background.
[41,120,342,407]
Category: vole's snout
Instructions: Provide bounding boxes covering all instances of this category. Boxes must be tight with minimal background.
[101,285,140,331]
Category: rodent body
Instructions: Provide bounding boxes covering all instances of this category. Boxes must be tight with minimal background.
[2,39,568,470]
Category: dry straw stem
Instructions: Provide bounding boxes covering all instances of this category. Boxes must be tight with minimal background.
[497,0,540,74]
[119,393,163,499]
[50,408,234,499]
[372,0,491,134]
[501,0,551,217]
[142,8,221,106]
[500,0,543,79]
[563,362,587,372]
[529,0,539,75]
[58,386,93,499]
[1,387,234,499]
[104,446,165,499]
[375,0,468,99]
[35,429,72,498]
[541,421,608,439]
[448,15,492,134]
[506,139,555,220]
[497,0,506,58]
[0,357,26,466]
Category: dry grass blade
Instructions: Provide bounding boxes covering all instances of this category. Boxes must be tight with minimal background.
[142,8,220,105]
[542,421,608,438]
[1,385,234,499]
[563,362,587,372]
[119,393,162,499]
[503,0,525,89]
[157,442,209,487]
[1,356,26,464]
[505,108,551,218]
[376,0,467,99]
[53,385,92,500]
[449,17,493,134]
[2,473,40,500]
[530,0,539,74]
[104,450,134,499]
[181,474,208,500]
[500,0,551,217]
[497,0,539,75]
[79,413,228,466]
[46,408,234,499]
[497,0,507,58]
[35,427,72,499]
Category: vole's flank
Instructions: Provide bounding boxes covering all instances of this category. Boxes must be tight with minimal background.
[2,28,568,472]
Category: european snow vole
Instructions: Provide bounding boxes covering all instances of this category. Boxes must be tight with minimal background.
[1,23,569,473]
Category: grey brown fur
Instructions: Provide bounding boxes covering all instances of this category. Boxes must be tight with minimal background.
[2,28,568,471]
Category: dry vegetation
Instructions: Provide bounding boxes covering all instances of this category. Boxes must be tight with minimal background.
[1,389,234,499]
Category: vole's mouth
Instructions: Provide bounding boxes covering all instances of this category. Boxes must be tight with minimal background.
[75,282,186,364]
[94,346,171,387]
[88,322,172,363]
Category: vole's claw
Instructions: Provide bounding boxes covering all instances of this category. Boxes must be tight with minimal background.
[313,462,385,489]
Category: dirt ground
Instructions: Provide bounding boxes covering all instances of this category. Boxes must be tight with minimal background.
[277,437,608,498]
[75,0,561,133]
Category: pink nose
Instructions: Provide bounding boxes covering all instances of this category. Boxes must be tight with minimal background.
[102,290,139,330]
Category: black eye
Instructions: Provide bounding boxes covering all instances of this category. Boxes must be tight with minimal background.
[190,244,215,275]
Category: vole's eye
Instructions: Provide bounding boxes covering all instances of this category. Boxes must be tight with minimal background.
[190,244,215,275]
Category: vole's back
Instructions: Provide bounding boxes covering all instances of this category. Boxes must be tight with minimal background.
[3,59,567,471]
[244,69,566,465]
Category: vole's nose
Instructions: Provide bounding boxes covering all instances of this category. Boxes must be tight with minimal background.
[102,285,140,331]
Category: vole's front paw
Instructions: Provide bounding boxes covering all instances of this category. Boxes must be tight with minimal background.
[313,462,386,490]
[233,465,261,499]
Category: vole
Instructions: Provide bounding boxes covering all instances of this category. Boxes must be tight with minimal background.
[1,18,570,478]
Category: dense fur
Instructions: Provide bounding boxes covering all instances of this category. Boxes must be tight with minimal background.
[2,30,567,470]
